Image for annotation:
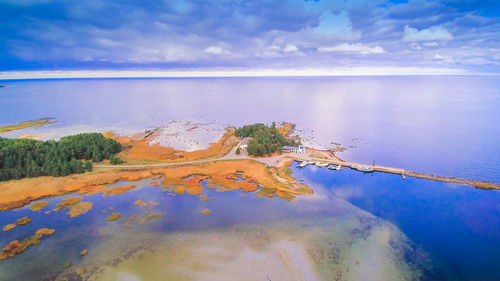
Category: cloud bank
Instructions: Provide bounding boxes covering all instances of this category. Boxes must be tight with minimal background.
[0,0,499,75]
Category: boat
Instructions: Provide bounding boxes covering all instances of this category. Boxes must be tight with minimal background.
[327,165,336,170]
[315,162,329,167]
[336,164,341,170]
[298,161,308,168]
[401,174,406,180]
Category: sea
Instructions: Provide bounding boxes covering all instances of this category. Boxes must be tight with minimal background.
[0,76,498,281]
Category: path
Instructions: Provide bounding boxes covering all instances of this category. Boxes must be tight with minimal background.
[95,141,500,190]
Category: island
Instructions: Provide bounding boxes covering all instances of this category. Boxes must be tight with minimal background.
[0,121,498,213]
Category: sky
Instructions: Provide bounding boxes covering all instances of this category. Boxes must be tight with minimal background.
[1,0,500,78]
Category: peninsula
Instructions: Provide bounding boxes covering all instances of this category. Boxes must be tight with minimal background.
[0,121,498,213]
[0,117,55,134]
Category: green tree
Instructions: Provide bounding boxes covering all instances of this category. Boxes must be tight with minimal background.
[0,133,122,181]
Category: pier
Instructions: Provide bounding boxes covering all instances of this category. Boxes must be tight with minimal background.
[294,157,500,190]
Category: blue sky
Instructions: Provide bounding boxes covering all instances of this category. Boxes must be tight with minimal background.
[0,0,499,76]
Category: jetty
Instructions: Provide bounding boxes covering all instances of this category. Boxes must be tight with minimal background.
[293,157,500,190]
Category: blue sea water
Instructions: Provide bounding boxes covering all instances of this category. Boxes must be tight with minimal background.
[1,76,499,182]
[292,164,500,281]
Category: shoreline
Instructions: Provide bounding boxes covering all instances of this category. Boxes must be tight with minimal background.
[95,137,500,191]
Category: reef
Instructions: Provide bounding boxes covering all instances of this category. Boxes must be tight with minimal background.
[133,200,159,209]
[103,185,136,196]
[107,213,122,222]
[122,212,166,228]
[30,201,49,212]
[16,216,32,225]
[3,224,16,231]
[0,228,56,260]
[54,196,93,217]
[0,118,56,134]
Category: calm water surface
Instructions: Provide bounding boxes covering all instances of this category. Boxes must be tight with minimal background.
[1,76,499,181]
[0,77,499,280]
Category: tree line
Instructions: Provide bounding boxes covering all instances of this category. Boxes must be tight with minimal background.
[235,123,299,156]
[0,133,123,181]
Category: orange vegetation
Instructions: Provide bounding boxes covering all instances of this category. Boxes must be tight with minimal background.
[16,216,32,225]
[276,122,296,137]
[80,249,88,256]
[54,197,93,218]
[133,200,158,209]
[275,158,296,182]
[150,181,160,187]
[3,224,16,231]
[122,212,165,228]
[103,185,136,196]
[107,213,122,221]
[55,196,83,210]
[201,209,212,215]
[78,185,106,195]
[163,175,209,195]
[109,128,239,163]
[0,159,312,212]
[35,228,56,235]
[0,228,56,260]
[67,202,93,218]
[30,201,49,212]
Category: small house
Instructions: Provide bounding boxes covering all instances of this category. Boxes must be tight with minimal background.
[283,145,306,154]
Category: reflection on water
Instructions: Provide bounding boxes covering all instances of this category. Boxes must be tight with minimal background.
[1,76,499,182]
[292,164,500,281]
[0,77,499,280]
[0,176,436,281]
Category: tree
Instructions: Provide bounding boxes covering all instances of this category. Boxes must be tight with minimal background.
[235,123,300,156]
[0,133,122,181]
[236,147,241,155]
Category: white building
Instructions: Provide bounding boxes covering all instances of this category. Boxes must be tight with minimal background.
[283,145,306,154]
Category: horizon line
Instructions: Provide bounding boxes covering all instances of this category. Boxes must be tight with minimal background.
[1,68,498,80]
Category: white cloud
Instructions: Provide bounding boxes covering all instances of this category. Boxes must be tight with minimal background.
[318,43,385,54]
[283,44,298,53]
[0,67,471,81]
[403,25,453,42]
[423,41,440,47]
[204,46,224,55]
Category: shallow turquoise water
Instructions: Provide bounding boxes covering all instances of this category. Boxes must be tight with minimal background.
[0,175,433,281]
